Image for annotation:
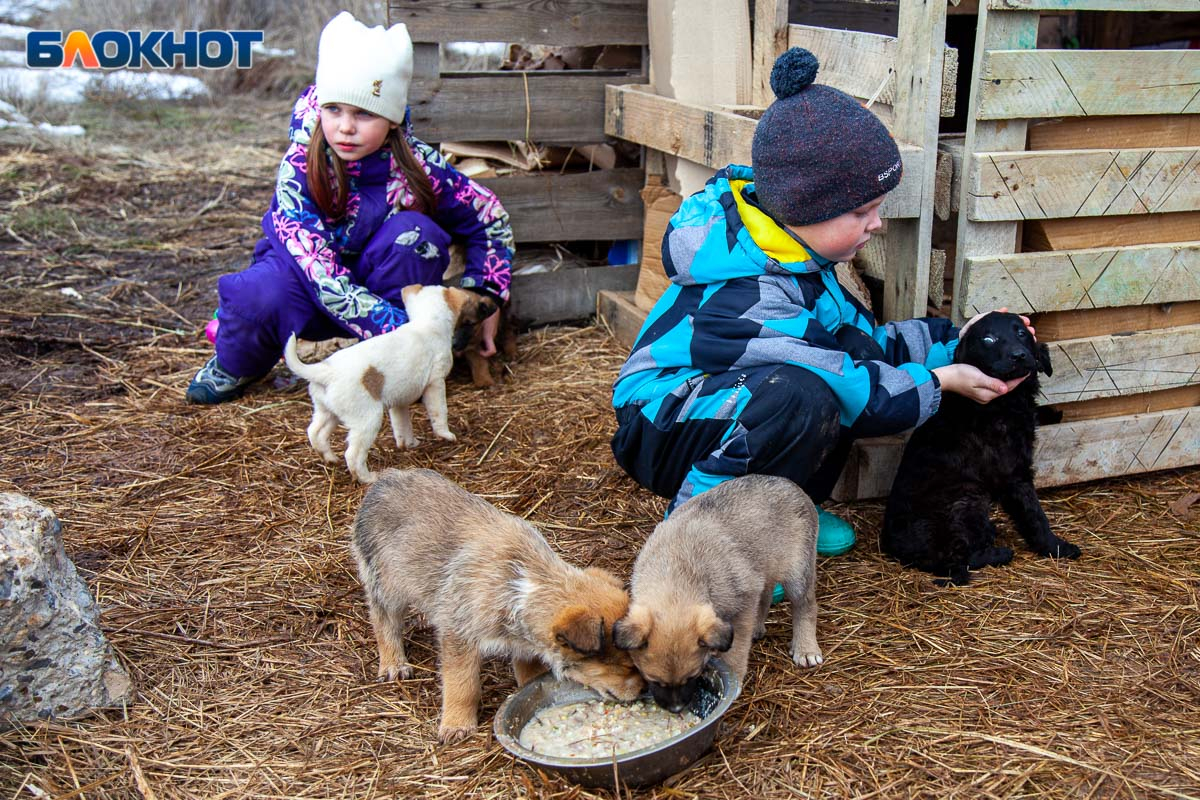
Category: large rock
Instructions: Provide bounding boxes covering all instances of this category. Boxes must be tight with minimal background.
[0,494,132,727]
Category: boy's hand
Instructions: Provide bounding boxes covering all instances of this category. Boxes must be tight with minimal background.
[933,363,1027,404]
[959,307,1036,340]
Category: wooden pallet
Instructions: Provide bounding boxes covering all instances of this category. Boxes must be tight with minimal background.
[951,0,1200,480]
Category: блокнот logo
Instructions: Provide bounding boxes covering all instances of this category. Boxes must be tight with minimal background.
[26,30,264,69]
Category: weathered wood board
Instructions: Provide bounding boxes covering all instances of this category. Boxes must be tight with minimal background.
[786,24,958,116]
[1024,211,1200,252]
[976,50,1200,119]
[959,242,1200,317]
[478,168,643,242]
[510,263,639,327]
[1028,115,1200,152]
[1034,301,1200,340]
[604,84,925,219]
[411,72,636,144]
[830,407,1200,499]
[967,147,1200,222]
[1040,324,1200,404]
[392,0,649,46]
[1032,407,1200,486]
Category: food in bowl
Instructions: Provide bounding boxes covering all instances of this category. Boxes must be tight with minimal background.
[518,698,702,759]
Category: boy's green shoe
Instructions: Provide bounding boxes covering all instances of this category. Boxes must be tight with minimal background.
[816,507,856,556]
[772,508,856,604]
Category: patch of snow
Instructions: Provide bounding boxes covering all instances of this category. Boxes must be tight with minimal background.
[95,70,208,100]
[0,22,34,38]
[0,58,209,104]
[0,0,67,24]
[0,116,83,135]
[251,42,295,58]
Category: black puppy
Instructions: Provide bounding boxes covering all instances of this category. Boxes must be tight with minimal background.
[880,312,1080,585]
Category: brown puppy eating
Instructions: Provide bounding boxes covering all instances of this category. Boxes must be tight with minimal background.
[614,474,823,711]
[352,468,645,743]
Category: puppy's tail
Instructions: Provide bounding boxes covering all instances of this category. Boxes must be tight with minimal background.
[283,333,329,384]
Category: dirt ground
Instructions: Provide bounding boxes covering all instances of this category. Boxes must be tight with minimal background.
[2,93,1199,799]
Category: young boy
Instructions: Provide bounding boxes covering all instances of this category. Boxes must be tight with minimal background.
[610,48,1025,556]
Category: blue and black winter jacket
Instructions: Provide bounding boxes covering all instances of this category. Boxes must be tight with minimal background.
[612,165,958,438]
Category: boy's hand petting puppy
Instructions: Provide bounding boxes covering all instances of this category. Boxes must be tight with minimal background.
[934,307,1036,404]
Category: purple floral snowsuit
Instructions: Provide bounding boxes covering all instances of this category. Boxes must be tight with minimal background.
[213,85,514,380]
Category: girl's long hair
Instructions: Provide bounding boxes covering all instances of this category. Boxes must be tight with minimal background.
[306,122,435,221]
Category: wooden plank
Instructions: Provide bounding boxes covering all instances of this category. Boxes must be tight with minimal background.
[882,0,949,321]
[1040,325,1200,404]
[977,50,1200,120]
[390,0,649,46]
[753,0,788,108]
[952,8,1039,326]
[1033,407,1200,487]
[1054,384,1200,424]
[477,168,644,242]
[604,84,926,219]
[1028,116,1200,152]
[411,71,636,143]
[786,25,958,117]
[989,0,1200,11]
[596,288,648,350]
[1032,300,1200,340]
[967,147,1200,222]
[829,406,1200,500]
[1025,211,1200,252]
[959,242,1200,317]
[509,263,639,327]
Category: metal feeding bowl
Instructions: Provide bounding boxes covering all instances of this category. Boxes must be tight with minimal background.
[493,659,740,789]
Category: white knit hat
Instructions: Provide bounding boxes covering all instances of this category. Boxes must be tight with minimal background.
[315,11,413,124]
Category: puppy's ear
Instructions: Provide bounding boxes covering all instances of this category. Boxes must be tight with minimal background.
[400,283,422,307]
[553,605,605,655]
[612,605,652,651]
[1036,342,1053,377]
[695,604,734,653]
[471,294,499,324]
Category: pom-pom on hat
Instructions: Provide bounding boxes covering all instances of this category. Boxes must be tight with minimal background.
[315,11,413,124]
[751,47,902,226]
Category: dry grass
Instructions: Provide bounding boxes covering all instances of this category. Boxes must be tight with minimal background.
[1,95,1199,800]
[0,317,1198,799]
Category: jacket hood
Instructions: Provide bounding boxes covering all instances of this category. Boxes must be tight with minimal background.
[664,165,833,288]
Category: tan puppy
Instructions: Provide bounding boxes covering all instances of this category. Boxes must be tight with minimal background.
[614,474,823,711]
[352,468,645,743]
[283,284,495,483]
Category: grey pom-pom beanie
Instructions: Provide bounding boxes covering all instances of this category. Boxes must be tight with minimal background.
[751,47,902,226]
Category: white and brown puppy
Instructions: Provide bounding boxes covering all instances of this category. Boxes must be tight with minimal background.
[352,468,645,743]
[614,474,823,712]
[283,284,495,483]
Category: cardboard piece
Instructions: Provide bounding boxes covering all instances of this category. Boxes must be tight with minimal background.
[634,181,684,312]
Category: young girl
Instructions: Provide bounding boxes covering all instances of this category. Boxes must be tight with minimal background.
[610,49,1031,556]
[187,12,513,404]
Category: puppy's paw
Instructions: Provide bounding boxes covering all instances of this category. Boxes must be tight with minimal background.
[1040,539,1081,560]
[378,663,413,681]
[752,623,767,641]
[399,436,419,449]
[792,649,824,668]
[437,723,476,744]
[434,430,457,442]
